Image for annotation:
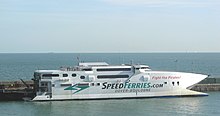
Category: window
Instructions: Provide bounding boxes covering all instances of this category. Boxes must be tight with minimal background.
[60,84,72,87]
[63,74,68,77]
[72,74,77,77]
[141,67,149,69]
[41,82,48,87]
[80,76,85,79]
[177,81,179,86]
[97,83,100,86]
[164,82,167,84]
[97,75,129,79]
[41,77,52,79]
[91,83,95,86]
[97,68,131,72]
[77,83,89,87]
[172,82,175,86]
[82,68,92,71]
[42,74,59,77]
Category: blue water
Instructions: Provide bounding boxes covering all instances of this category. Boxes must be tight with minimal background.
[0,53,220,81]
[0,53,220,116]
[0,92,219,116]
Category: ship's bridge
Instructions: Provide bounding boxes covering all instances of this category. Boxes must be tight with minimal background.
[133,65,151,72]
[79,62,109,67]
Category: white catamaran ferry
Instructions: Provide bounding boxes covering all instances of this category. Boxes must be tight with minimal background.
[32,62,208,101]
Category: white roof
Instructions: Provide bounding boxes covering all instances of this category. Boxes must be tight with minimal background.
[79,62,109,67]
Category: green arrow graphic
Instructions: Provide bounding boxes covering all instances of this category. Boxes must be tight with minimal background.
[64,84,89,94]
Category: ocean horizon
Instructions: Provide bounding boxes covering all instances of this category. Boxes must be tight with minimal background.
[1,53,220,81]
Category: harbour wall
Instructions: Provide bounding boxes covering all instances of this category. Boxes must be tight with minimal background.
[191,78,220,92]
[199,78,220,84]
[0,78,219,101]
[0,78,220,92]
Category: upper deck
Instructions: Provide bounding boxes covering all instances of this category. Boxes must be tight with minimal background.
[33,62,151,80]
[58,62,150,72]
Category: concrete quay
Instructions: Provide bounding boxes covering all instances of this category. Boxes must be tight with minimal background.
[0,78,219,101]
[191,78,220,92]
[191,84,220,92]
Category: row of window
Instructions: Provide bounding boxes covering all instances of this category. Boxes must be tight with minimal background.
[81,68,132,72]
[42,73,77,78]
[41,68,132,78]
[79,75,129,79]
[87,67,148,71]
[42,74,59,77]
[164,81,180,86]
[135,67,149,70]
[50,81,181,88]
[172,81,180,86]
[55,83,101,87]
[42,73,129,79]
[97,75,129,79]
[42,68,131,78]
[96,68,131,72]
[90,83,100,86]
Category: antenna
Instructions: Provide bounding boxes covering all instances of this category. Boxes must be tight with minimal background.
[174,59,178,71]
[76,54,81,65]
[122,56,125,64]
[191,61,194,72]
[130,59,133,65]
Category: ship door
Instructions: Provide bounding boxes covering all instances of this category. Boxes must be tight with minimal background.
[40,81,52,98]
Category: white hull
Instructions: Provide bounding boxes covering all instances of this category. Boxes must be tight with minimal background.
[33,89,207,101]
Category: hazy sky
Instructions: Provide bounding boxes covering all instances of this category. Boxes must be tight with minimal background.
[0,0,220,53]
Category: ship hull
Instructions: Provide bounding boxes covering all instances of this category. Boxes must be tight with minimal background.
[32,89,208,101]
[32,71,208,101]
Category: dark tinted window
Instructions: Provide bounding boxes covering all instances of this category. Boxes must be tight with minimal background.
[60,84,72,86]
[97,75,129,79]
[77,83,89,86]
[42,74,59,77]
[97,68,131,71]
[72,74,77,77]
[141,67,149,69]
[41,77,52,79]
[41,82,48,86]
[82,68,92,71]
[80,76,85,79]
[63,74,68,77]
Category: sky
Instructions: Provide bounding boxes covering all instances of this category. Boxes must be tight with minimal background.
[0,0,220,53]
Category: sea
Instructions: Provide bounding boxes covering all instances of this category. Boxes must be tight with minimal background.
[0,53,220,116]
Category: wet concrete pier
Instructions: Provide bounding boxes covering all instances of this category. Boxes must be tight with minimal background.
[191,84,220,92]
[191,78,220,92]
[0,78,220,101]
